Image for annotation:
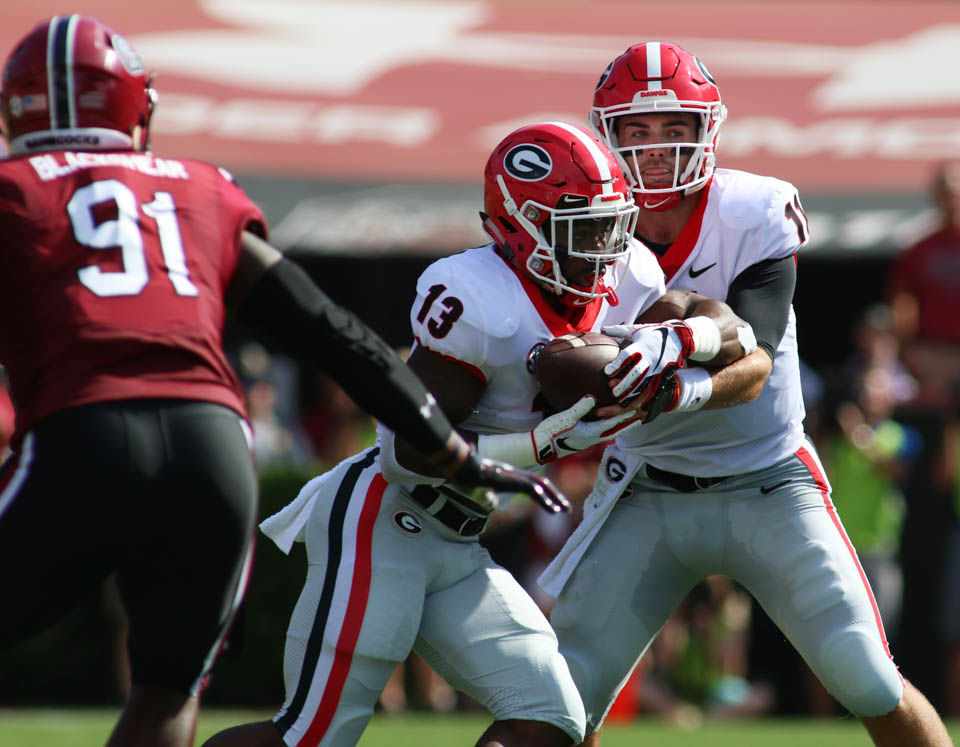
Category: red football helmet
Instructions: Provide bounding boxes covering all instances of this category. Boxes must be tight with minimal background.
[0,15,155,155]
[482,121,638,305]
[590,42,726,211]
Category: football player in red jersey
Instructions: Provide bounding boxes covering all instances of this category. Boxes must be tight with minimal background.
[0,15,566,747]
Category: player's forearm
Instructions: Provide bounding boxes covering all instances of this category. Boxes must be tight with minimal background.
[698,349,771,409]
[234,257,460,459]
[681,298,754,365]
[638,291,750,365]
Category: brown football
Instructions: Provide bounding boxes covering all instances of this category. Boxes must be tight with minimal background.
[534,331,623,415]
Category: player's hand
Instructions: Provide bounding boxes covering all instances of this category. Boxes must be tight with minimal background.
[530,395,596,464]
[450,454,571,513]
[602,321,694,406]
[551,408,643,458]
[474,395,622,469]
[633,364,682,423]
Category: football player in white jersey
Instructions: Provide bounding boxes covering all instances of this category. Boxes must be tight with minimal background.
[540,42,952,746]
[204,121,750,747]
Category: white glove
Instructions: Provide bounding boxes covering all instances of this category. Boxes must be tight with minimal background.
[478,395,634,466]
[602,320,695,405]
[548,408,643,458]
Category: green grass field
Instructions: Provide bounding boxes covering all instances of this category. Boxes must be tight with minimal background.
[0,709,958,746]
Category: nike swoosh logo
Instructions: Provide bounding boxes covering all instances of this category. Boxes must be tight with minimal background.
[688,262,716,278]
[643,197,671,209]
[652,327,669,369]
[556,437,574,451]
[760,480,791,495]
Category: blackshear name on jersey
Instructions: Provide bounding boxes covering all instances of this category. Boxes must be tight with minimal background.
[29,152,189,181]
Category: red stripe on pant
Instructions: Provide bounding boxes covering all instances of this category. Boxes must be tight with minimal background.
[300,472,387,745]
[795,445,895,661]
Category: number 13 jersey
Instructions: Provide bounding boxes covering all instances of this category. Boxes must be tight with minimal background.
[0,150,265,445]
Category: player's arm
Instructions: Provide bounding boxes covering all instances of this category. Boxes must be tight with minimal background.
[227,231,467,470]
[227,231,566,508]
[709,254,797,408]
[597,279,784,420]
[389,345,485,477]
[601,256,795,420]
[391,342,621,479]
[636,289,754,365]
[641,288,772,411]
[597,290,757,413]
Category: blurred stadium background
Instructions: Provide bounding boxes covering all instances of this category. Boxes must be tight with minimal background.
[3,0,960,740]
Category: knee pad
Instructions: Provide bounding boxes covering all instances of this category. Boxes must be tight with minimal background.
[817,628,903,717]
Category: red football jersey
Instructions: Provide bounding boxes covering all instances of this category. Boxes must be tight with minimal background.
[889,226,960,344]
[0,150,266,444]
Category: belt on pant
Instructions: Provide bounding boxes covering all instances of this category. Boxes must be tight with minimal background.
[644,464,731,492]
[410,484,490,537]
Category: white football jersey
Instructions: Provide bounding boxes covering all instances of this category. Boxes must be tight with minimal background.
[616,168,810,475]
[408,241,665,436]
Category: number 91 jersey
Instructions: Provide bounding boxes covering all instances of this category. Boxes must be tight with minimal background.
[409,242,665,436]
[0,150,265,445]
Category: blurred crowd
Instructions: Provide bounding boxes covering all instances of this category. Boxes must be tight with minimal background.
[5,162,955,725]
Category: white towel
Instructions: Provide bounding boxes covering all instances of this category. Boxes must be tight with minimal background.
[538,445,643,597]
[259,472,332,554]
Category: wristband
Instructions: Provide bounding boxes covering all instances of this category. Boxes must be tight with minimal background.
[685,316,723,361]
[476,432,538,468]
[675,367,713,411]
[737,324,758,356]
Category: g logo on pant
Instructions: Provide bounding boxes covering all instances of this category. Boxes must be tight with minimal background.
[393,511,423,535]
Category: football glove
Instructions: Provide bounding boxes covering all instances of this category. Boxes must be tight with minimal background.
[546,407,643,459]
[450,454,571,514]
[602,321,695,406]
[477,395,638,466]
[634,364,682,423]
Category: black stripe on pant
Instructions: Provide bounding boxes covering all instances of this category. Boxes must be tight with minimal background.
[275,447,380,735]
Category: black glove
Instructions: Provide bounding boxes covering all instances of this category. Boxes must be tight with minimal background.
[634,364,682,424]
[450,453,571,514]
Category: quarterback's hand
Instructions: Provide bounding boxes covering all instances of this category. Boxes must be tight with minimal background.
[602,321,694,406]
[634,364,682,423]
[450,454,571,513]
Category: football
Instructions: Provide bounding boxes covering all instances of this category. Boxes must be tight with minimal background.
[534,331,623,414]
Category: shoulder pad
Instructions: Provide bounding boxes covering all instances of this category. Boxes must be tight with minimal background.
[714,169,806,257]
[714,169,798,232]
